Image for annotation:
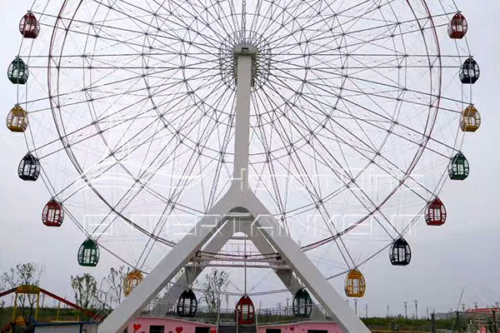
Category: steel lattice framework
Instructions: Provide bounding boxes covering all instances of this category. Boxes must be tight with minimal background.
[13,0,475,319]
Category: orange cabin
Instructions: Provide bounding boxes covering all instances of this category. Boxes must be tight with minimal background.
[460,105,481,132]
[124,270,144,297]
[7,105,28,132]
[345,269,366,298]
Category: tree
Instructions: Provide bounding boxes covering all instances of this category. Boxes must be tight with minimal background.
[104,266,127,309]
[202,268,229,314]
[71,273,98,310]
[93,266,128,310]
[2,263,43,323]
[0,274,5,310]
[0,274,5,291]
[2,263,42,288]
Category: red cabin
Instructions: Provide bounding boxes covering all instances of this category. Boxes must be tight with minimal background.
[42,200,64,227]
[235,295,255,325]
[448,13,468,39]
[425,198,447,226]
[19,12,40,39]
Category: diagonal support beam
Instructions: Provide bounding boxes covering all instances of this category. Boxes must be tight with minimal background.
[98,53,370,333]
[98,193,236,333]
[152,217,307,314]
[99,191,371,333]
[150,221,238,315]
[244,194,371,333]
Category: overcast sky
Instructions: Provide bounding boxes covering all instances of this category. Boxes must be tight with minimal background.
[0,0,500,319]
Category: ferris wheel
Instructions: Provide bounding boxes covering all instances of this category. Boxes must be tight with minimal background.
[9,0,480,331]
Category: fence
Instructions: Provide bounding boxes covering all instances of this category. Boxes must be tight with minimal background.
[366,312,500,333]
[452,311,500,333]
[141,301,224,324]
[256,305,330,324]
[140,301,332,326]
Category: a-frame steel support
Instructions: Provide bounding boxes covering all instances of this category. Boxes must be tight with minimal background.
[150,216,308,316]
[99,53,370,333]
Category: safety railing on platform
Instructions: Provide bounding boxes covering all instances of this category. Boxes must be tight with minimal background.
[141,301,242,324]
[141,301,217,324]
[92,308,113,322]
[254,307,258,330]
[141,301,333,326]
[256,305,332,324]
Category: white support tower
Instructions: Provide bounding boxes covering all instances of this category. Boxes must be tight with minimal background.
[99,46,371,333]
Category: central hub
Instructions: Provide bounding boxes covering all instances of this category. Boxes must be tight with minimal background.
[233,43,258,86]
[219,31,272,91]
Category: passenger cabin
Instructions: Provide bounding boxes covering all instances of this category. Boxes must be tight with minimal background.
[448,13,468,39]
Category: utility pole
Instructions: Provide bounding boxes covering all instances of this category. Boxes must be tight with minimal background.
[387,305,390,318]
[414,300,418,319]
[354,299,358,316]
[365,304,368,318]
[404,301,408,318]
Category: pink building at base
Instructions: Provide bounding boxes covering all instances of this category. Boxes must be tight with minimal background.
[128,316,344,333]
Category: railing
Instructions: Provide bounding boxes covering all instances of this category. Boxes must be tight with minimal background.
[141,301,332,326]
[236,308,240,333]
[256,305,331,324]
[142,301,242,324]
[141,301,219,324]
[429,311,500,332]
[92,308,113,322]
[255,306,258,330]
[216,310,221,333]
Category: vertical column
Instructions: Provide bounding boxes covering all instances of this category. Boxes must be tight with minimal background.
[233,55,253,192]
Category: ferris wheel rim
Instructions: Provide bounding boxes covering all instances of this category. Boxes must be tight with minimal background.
[48,0,441,240]
[15,0,474,278]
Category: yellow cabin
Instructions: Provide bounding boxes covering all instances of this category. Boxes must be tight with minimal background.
[7,105,28,132]
[460,105,481,132]
[345,269,366,298]
[124,269,144,297]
